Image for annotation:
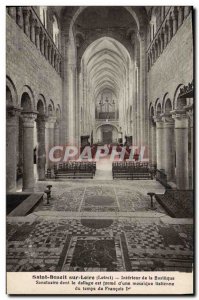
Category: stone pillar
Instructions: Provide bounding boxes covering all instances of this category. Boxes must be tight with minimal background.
[184,6,191,18]
[178,6,184,27]
[162,114,175,182]
[22,8,30,36]
[48,43,52,63]
[172,7,179,36]
[16,7,23,28]
[172,110,189,189]
[164,23,168,48]
[138,30,147,146]
[36,115,46,180]
[189,110,193,189]
[151,123,157,167]
[168,15,173,42]
[7,7,16,20]
[6,106,21,192]
[51,47,55,67]
[160,29,164,53]
[186,106,193,189]
[54,122,60,146]
[35,24,40,49]
[45,117,56,170]
[154,116,164,170]
[40,31,45,55]
[30,17,35,44]
[21,111,37,192]
[135,64,140,146]
[44,38,48,59]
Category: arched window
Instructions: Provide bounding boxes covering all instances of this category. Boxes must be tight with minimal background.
[39,6,47,28]
[52,15,59,48]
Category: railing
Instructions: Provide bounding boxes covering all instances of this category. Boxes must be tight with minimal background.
[147,6,192,71]
[6,6,62,76]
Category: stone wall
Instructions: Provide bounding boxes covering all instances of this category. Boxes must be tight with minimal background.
[148,13,193,110]
[6,13,62,111]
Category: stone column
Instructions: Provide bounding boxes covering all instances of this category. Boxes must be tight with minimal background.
[135,63,140,146]
[30,17,35,44]
[153,116,164,170]
[138,31,147,146]
[168,16,173,42]
[186,106,193,189]
[151,123,157,167]
[7,7,16,20]
[172,7,179,36]
[184,6,191,18]
[178,6,184,27]
[21,111,37,192]
[6,106,21,192]
[172,110,189,189]
[44,38,48,59]
[36,115,46,180]
[189,110,193,189]
[160,28,164,53]
[16,7,23,28]
[35,24,40,49]
[164,23,168,48]
[22,7,30,36]
[45,117,56,171]
[48,43,52,63]
[51,47,55,67]
[54,121,60,146]
[162,114,175,182]
[40,31,45,55]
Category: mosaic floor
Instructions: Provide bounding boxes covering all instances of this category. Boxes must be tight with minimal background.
[7,180,193,272]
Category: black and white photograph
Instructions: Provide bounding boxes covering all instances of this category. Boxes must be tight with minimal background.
[5,4,194,295]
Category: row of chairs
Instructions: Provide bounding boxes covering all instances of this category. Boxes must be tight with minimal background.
[54,161,96,179]
[112,161,152,180]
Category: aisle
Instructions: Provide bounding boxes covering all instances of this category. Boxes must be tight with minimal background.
[94,156,113,180]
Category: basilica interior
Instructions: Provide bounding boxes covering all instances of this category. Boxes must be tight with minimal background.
[6,6,194,273]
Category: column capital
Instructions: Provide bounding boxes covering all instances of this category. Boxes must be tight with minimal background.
[36,113,48,123]
[160,112,174,126]
[184,105,193,128]
[21,111,37,127]
[153,115,163,123]
[171,109,189,128]
[46,116,57,128]
[6,105,21,118]
[171,109,188,120]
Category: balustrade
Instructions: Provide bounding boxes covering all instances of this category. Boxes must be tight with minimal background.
[147,6,192,71]
[7,6,62,77]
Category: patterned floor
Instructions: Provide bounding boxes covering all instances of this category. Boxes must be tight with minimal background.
[7,180,193,272]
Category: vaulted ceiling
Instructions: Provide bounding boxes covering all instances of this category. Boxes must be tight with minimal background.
[81,37,131,103]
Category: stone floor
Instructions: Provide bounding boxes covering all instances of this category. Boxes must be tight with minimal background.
[7,180,193,272]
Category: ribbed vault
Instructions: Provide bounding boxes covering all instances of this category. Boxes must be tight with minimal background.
[80,37,132,134]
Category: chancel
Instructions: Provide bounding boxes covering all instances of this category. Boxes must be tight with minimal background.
[6,6,194,275]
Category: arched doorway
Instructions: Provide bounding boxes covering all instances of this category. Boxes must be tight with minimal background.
[96,124,118,144]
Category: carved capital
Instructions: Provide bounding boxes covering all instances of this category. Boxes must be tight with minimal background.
[171,109,188,120]
[153,115,163,123]
[21,111,37,127]
[6,106,21,125]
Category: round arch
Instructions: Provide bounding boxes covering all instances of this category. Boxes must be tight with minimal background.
[173,83,185,109]
[36,94,47,114]
[6,76,18,106]
[20,85,35,110]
